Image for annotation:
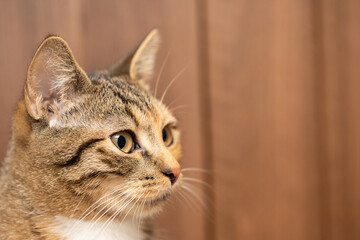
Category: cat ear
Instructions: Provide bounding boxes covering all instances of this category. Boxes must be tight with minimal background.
[24,36,91,120]
[108,29,160,82]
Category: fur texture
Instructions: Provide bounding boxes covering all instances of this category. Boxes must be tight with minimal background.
[0,30,182,240]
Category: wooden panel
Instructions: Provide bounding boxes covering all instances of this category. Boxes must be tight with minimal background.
[206,0,321,239]
[0,1,205,240]
[319,0,360,239]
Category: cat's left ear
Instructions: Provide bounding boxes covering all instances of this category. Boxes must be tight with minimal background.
[108,29,160,82]
[24,35,91,121]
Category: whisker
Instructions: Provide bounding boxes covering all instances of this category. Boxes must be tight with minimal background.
[183,182,214,211]
[132,191,147,224]
[182,177,213,190]
[98,190,143,236]
[137,192,150,233]
[120,191,145,224]
[74,183,139,235]
[169,104,187,113]
[89,186,140,227]
[78,185,123,220]
[181,184,209,213]
[70,177,105,218]
[91,190,138,239]
[177,191,198,213]
[77,182,135,222]
[160,66,187,103]
[154,52,170,98]
[70,192,86,218]
[166,97,180,108]
[70,180,135,234]
[178,187,209,219]
[183,182,212,202]
[182,168,212,174]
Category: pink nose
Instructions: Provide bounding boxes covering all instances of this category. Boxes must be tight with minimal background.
[162,166,181,185]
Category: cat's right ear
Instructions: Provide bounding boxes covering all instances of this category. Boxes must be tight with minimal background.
[107,29,160,82]
[24,36,91,121]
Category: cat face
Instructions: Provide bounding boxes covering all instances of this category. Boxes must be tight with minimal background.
[23,30,182,219]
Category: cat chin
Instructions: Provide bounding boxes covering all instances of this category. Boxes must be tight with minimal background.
[120,196,168,219]
[134,205,164,218]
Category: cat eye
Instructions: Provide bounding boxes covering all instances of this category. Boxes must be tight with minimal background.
[111,131,134,153]
[162,126,174,147]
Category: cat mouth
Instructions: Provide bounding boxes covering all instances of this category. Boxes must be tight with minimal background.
[143,192,171,206]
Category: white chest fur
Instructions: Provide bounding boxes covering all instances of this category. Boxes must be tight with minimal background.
[53,216,144,240]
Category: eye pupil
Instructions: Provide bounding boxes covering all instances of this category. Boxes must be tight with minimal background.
[117,135,126,149]
[162,129,168,142]
[111,131,134,153]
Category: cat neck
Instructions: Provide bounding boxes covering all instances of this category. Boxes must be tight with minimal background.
[53,215,145,240]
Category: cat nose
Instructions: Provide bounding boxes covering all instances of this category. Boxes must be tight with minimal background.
[162,166,181,185]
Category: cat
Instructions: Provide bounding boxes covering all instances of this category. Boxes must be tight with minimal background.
[0,29,182,240]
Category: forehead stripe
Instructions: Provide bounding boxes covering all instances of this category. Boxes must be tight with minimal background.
[112,89,150,112]
[124,106,140,127]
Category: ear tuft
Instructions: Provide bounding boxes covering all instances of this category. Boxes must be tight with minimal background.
[24,36,90,121]
[108,29,161,82]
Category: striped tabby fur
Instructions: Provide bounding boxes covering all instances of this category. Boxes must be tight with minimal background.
[0,30,182,240]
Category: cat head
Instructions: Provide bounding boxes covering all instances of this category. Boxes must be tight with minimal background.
[22,30,182,218]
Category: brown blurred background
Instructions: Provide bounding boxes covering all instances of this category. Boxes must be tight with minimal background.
[1,1,360,240]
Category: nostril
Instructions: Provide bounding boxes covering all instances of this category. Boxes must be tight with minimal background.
[162,171,177,185]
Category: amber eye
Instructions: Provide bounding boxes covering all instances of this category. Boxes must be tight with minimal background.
[111,131,134,153]
[162,126,174,147]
